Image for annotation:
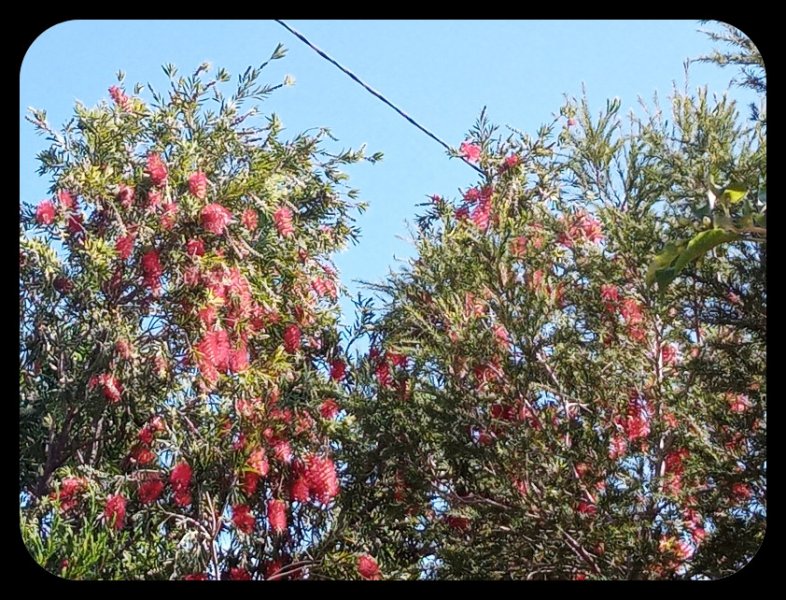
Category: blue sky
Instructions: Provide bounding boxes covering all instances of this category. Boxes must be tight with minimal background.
[20,20,756,325]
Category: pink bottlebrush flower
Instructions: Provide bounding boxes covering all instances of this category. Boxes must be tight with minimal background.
[267,499,287,534]
[201,203,233,235]
[241,208,258,232]
[104,494,127,530]
[117,185,135,209]
[141,249,163,292]
[186,239,206,257]
[330,358,347,382]
[108,86,130,110]
[35,200,56,226]
[459,141,481,163]
[357,555,381,580]
[145,153,168,186]
[57,190,76,210]
[115,232,136,260]
[283,324,301,354]
[188,171,208,199]
[232,504,256,534]
[320,398,340,419]
[274,206,295,237]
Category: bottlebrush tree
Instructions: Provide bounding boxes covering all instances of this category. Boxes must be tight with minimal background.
[20,49,378,580]
[340,32,765,579]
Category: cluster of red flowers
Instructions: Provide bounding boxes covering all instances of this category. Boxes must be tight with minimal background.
[459,141,481,163]
[320,398,340,420]
[329,358,347,382]
[357,554,381,580]
[201,203,234,235]
[35,200,56,226]
[283,323,301,354]
[232,503,256,534]
[89,372,123,404]
[241,208,258,232]
[663,448,690,496]
[274,206,295,237]
[51,477,87,512]
[145,153,168,186]
[267,499,288,533]
[115,231,137,261]
[141,249,163,293]
[622,391,651,442]
[291,454,340,504]
[117,185,135,209]
[108,85,130,110]
[170,462,192,507]
[188,171,209,199]
[104,494,127,530]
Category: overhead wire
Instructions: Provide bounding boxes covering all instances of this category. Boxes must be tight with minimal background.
[274,19,485,176]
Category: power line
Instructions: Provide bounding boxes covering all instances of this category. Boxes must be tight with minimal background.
[274,20,485,176]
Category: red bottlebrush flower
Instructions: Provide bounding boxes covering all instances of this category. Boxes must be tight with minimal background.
[291,475,310,502]
[272,439,293,464]
[195,328,231,382]
[51,477,85,512]
[375,361,393,388]
[57,189,76,210]
[501,153,521,171]
[186,238,205,257]
[623,394,651,442]
[35,200,56,225]
[95,373,123,403]
[138,478,165,505]
[732,482,752,502]
[267,499,287,534]
[241,208,258,232]
[228,567,252,581]
[311,277,338,300]
[109,86,130,109]
[130,445,156,466]
[160,202,178,230]
[620,298,644,325]
[728,393,752,413]
[357,554,381,580]
[201,203,233,235]
[173,490,192,507]
[53,276,73,294]
[600,284,619,307]
[330,359,346,382]
[115,232,136,260]
[188,171,208,199]
[578,213,603,243]
[455,206,469,220]
[388,352,408,369]
[183,573,209,581]
[67,213,85,238]
[137,424,154,445]
[459,141,481,163]
[147,189,162,209]
[266,560,284,581]
[283,324,301,353]
[273,206,295,237]
[197,306,216,328]
[248,447,269,476]
[104,494,127,530]
[145,153,168,186]
[232,504,256,534]
[577,500,597,515]
[229,340,250,373]
[305,454,340,504]
[170,462,192,492]
[320,398,340,420]
[141,249,163,292]
[117,185,135,209]
[463,186,482,203]
[241,471,260,496]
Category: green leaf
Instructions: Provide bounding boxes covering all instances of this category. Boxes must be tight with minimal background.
[721,183,748,204]
[672,228,740,273]
[645,242,683,286]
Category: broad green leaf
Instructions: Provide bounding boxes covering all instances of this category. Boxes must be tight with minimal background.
[672,228,740,273]
[721,183,748,204]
